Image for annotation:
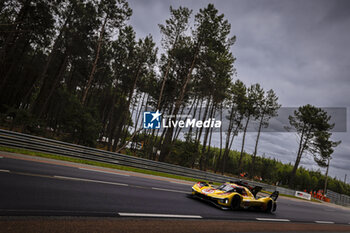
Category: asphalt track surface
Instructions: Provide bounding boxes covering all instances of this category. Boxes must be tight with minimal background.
[1,153,350,226]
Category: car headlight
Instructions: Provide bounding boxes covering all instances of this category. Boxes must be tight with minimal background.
[219,198,229,204]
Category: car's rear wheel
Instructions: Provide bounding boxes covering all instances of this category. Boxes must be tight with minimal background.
[265,201,272,213]
[231,195,241,210]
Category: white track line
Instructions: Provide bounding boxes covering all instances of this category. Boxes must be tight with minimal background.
[170,181,191,185]
[118,213,202,218]
[151,187,187,194]
[78,167,130,176]
[0,169,10,173]
[315,221,334,224]
[1,209,114,214]
[256,218,290,222]
[53,175,128,186]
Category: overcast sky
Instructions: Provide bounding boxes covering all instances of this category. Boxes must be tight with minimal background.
[127,0,350,183]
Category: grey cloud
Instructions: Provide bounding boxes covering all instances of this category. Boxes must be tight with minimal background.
[128,0,350,183]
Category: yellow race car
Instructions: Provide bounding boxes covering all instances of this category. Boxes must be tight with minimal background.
[190,181,279,212]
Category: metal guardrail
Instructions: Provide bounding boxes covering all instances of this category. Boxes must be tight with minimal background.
[0,129,277,185]
[0,129,293,190]
[0,129,240,183]
[2,129,349,207]
[327,190,350,207]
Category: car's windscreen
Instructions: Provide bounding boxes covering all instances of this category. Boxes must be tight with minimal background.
[217,184,235,192]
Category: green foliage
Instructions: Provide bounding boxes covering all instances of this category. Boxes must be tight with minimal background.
[159,6,192,51]
[288,105,341,187]
[52,89,101,146]
[169,135,198,167]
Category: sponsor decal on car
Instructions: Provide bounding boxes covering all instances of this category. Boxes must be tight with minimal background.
[202,188,215,194]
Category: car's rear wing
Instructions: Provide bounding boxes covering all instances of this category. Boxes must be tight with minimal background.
[230,180,263,198]
[251,186,263,198]
[232,180,252,189]
[270,191,279,201]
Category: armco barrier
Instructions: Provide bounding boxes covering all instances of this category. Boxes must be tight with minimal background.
[0,129,246,182]
[0,129,276,186]
[327,190,350,207]
[2,129,349,207]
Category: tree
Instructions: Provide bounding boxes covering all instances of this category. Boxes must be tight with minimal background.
[250,89,280,178]
[238,83,264,172]
[0,0,56,112]
[32,0,99,118]
[216,79,246,174]
[157,6,192,109]
[197,35,235,170]
[159,3,236,162]
[103,25,136,151]
[117,35,158,150]
[81,0,132,104]
[288,105,340,187]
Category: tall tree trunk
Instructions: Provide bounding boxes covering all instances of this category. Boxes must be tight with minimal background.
[0,36,30,93]
[106,92,119,151]
[157,60,171,109]
[37,5,73,90]
[195,98,204,141]
[159,47,199,162]
[82,15,108,105]
[172,103,185,141]
[196,99,210,144]
[215,103,223,173]
[157,35,179,109]
[0,37,31,103]
[37,55,69,118]
[117,67,142,146]
[131,92,146,150]
[32,52,69,118]
[195,98,210,167]
[323,158,330,195]
[173,98,196,140]
[221,119,242,174]
[217,105,235,173]
[200,101,215,170]
[205,106,216,171]
[112,115,126,152]
[127,67,141,109]
[250,113,264,178]
[238,116,250,172]
[137,93,149,130]
[187,97,199,138]
[290,126,308,186]
[0,0,31,69]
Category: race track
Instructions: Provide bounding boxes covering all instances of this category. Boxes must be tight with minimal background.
[1,152,350,225]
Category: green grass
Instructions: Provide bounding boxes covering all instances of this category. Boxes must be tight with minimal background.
[0,146,213,184]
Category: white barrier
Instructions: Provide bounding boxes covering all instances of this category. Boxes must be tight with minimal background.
[295,191,311,200]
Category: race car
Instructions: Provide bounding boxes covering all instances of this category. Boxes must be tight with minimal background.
[189,181,279,212]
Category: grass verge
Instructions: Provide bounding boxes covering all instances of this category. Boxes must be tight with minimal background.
[0,146,211,184]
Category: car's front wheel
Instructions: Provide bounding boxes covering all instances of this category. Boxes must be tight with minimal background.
[231,195,241,210]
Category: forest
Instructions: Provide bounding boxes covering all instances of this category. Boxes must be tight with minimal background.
[0,0,348,195]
